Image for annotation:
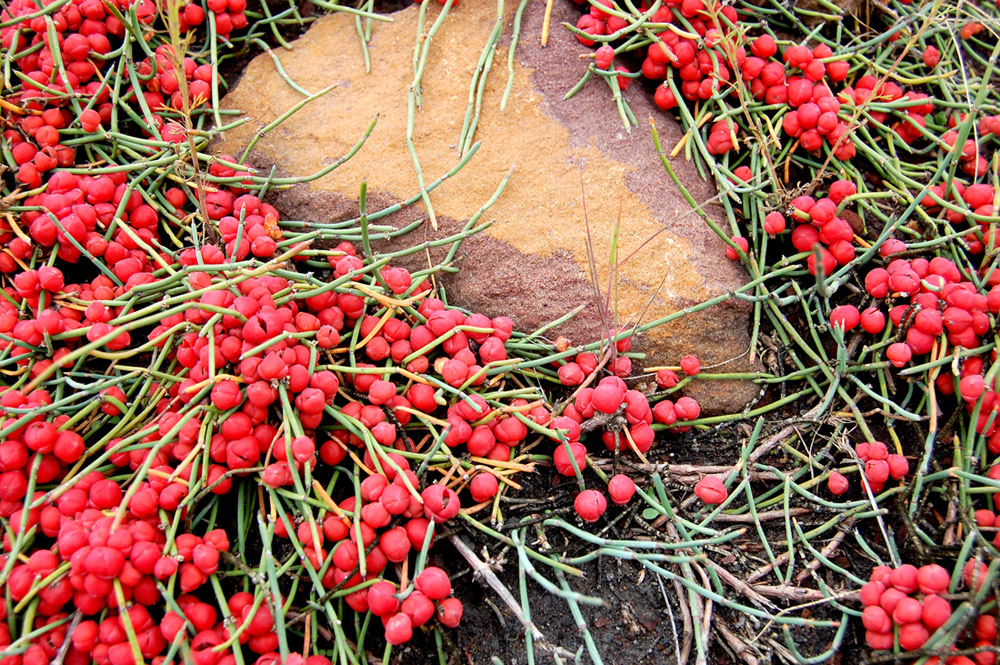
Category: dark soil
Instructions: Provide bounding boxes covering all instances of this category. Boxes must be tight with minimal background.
[394,468,686,665]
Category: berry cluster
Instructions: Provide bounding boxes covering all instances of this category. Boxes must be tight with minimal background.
[851,253,999,381]
[728,178,860,275]
[861,564,953,652]
[854,441,910,493]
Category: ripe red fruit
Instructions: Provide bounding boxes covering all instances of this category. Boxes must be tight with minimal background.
[750,34,777,58]
[859,580,885,607]
[859,307,885,334]
[674,396,701,421]
[829,305,860,331]
[763,212,786,235]
[965,559,990,591]
[680,355,700,376]
[553,441,586,476]
[594,44,614,70]
[85,546,125,579]
[591,383,624,414]
[725,236,749,260]
[422,484,460,523]
[887,454,909,480]
[828,180,857,204]
[916,564,950,595]
[861,605,891,633]
[469,473,499,503]
[415,567,451,600]
[80,109,103,133]
[574,489,607,522]
[960,374,986,402]
[923,45,940,68]
[890,564,919,594]
[922,594,952,630]
[865,630,893,650]
[558,362,586,386]
[976,614,997,641]
[367,581,400,617]
[898,622,929,650]
[37,266,65,292]
[865,459,890,484]
[656,369,679,389]
[368,380,395,405]
[892,596,923,625]
[608,474,636,505]
[379,527,410,563]
[886,342,912,368]
[654,84,677,110]
[192,544,219,575]
[436,597,463,628]
[210,380,243,410]
[100,386,127,415]
[827,471,849,495]
[332,540,359,572]
[694,476,727,504]
[23,421,57,453]
[401,590,435,627]
[380,484,410,515]
[384,613,413,646]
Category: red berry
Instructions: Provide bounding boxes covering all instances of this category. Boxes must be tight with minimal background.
[892,596,923,625]
[553,441,586,476]
[694,477,727,504]
[827,471,849,495]
[384,613,412,645]
[916,564,950,595]
[401,590,435,627]
[436,597,463,628]
[608,474,636,505]
[960,374,986,402]
[367,581,400,617]
[763,212,786,235]
[379,527,410,563]
[80,109,103,132]
[859,580,885,607]
[680,355,700,376]
[859,307,885,334]
[210,380,243,410]
[674,396,701,421]
[890,564,919,594]
[861,605,891,633]
[725,236,749,260]
[750,35,777,58]
[415,567,451,600]
[922,593,952,630]
[422,484,460,523]
[469,473,499,503]
[655,369,679,389]
[886,343,912,367]
[923,45,940,68]
[898,621,929,650]
[591,383,624,414]
[976,614,997,641]
[887,454,909,480]
[829,305,860,331]
[574,489,607,522]
[558,362,586,386]
[594,44,614,70]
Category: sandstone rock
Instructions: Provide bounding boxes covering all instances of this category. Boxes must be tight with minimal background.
[215,0,759,413]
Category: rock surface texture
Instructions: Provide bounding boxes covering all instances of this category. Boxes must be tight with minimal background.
[216,0,758,413]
